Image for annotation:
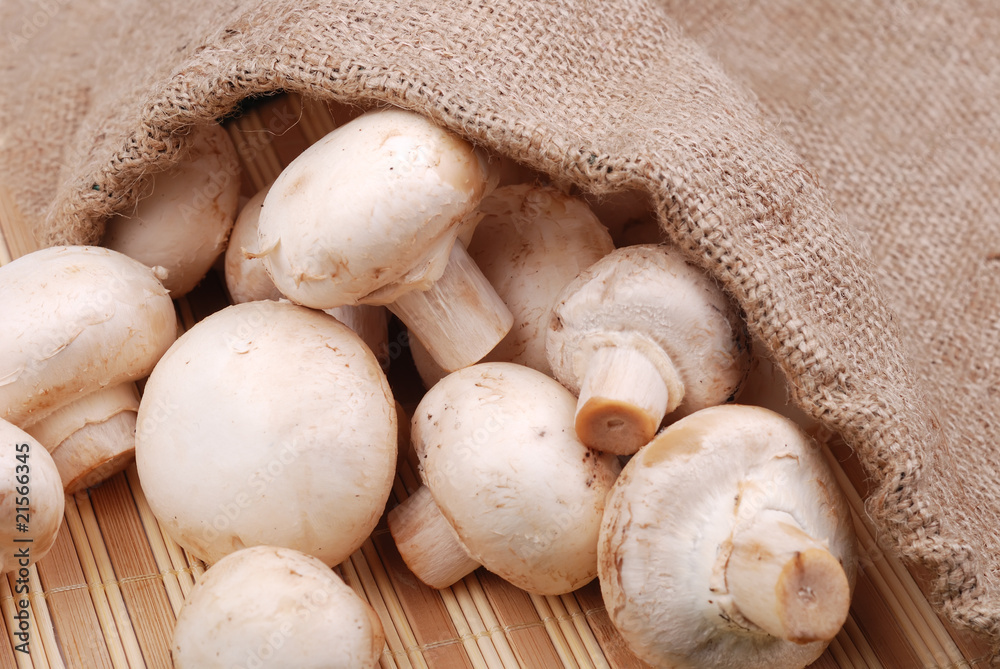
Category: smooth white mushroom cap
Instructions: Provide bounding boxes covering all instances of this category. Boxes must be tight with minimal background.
[172,545,384,669]
[103,123,241,297]
[410,184,614,386]
[599,405,857,669]
[0,246,176,428]
[257,108,497,308]
[224,186,281,304]
[547,244,750,420]
[0,420,64,573]
[412,362,620,594]
[135,300,396,566]
[224,186,390,364]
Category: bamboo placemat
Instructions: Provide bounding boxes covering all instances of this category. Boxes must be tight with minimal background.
[0,92,994,669]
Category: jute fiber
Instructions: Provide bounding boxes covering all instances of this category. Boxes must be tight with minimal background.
[2,0,994,655]
[663,0,1000,651]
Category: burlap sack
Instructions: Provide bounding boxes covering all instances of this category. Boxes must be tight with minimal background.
[2,0,996,657]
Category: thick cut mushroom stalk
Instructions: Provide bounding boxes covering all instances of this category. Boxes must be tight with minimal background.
[225,185,389,365]
[598,405,857,669]
[0,246,176,491]
[388,362,620,595]
[103,123,241,297]
[257,108,512,372]
[172,545,384,669]
[135,300,396,567]
[547,244,750,455]
[410,184,614,387]
[0,420,64,573]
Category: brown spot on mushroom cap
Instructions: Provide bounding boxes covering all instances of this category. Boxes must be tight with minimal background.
[598,405,856,668]
[639,421,706,466]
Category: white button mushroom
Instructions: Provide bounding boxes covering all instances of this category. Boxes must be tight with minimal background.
[171,545,384,668]
[410,184,615,387]
[224,185,389,366]
[135,300,396,567]
[223,186,281,304]
[102,123,241,297]
[0,246,177,491]
[256,108,512,372]
[0,419,64,573]
[547,244,750,455]
[388,362,621,595]
[599,404,857,669]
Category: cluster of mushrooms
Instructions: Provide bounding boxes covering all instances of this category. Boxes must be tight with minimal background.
[0,105,857,668]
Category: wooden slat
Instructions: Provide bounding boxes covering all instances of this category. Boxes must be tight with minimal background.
[1,576,34,669]
[34,523,117,669]
[88,475,176,668]
[571,583,649,669]
[0,186,38,259]
[26,567,60,669]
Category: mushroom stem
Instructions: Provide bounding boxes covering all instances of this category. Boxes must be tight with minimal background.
[52,412,138,493]
[388,242,513,372]
[574,346,670,454]
[26,383,141,492]
[388,485,481,589]
[727,509,851,644]
[325,305,389,368]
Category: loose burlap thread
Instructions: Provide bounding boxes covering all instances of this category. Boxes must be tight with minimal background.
[2,0,996,660]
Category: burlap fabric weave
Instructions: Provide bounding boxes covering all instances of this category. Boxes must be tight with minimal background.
[2,0,996,657]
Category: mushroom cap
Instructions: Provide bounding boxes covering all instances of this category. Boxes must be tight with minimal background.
[103,123,240,297]
[413,362,620,594]
[598,404,857,669]
[224,186,282,304]
[409,184,613,387]
[0,420,64,573]
[466,184,616,373]
[258,108,496,309]
[135,300,397,566]
[172,545,384,668]
[547,244,750,419]
[0,246,176,428]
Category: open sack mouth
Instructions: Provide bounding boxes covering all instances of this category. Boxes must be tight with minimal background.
[1,1,997,666]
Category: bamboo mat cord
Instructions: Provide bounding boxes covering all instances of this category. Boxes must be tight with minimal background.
[447,579,508,669]
[559,594,610,669]
[59,496,134,668]
[1,576,33,669]
[464,577,522,669]
[71,492,147,668]
[25,568,60,668]
[120,468,185,617]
